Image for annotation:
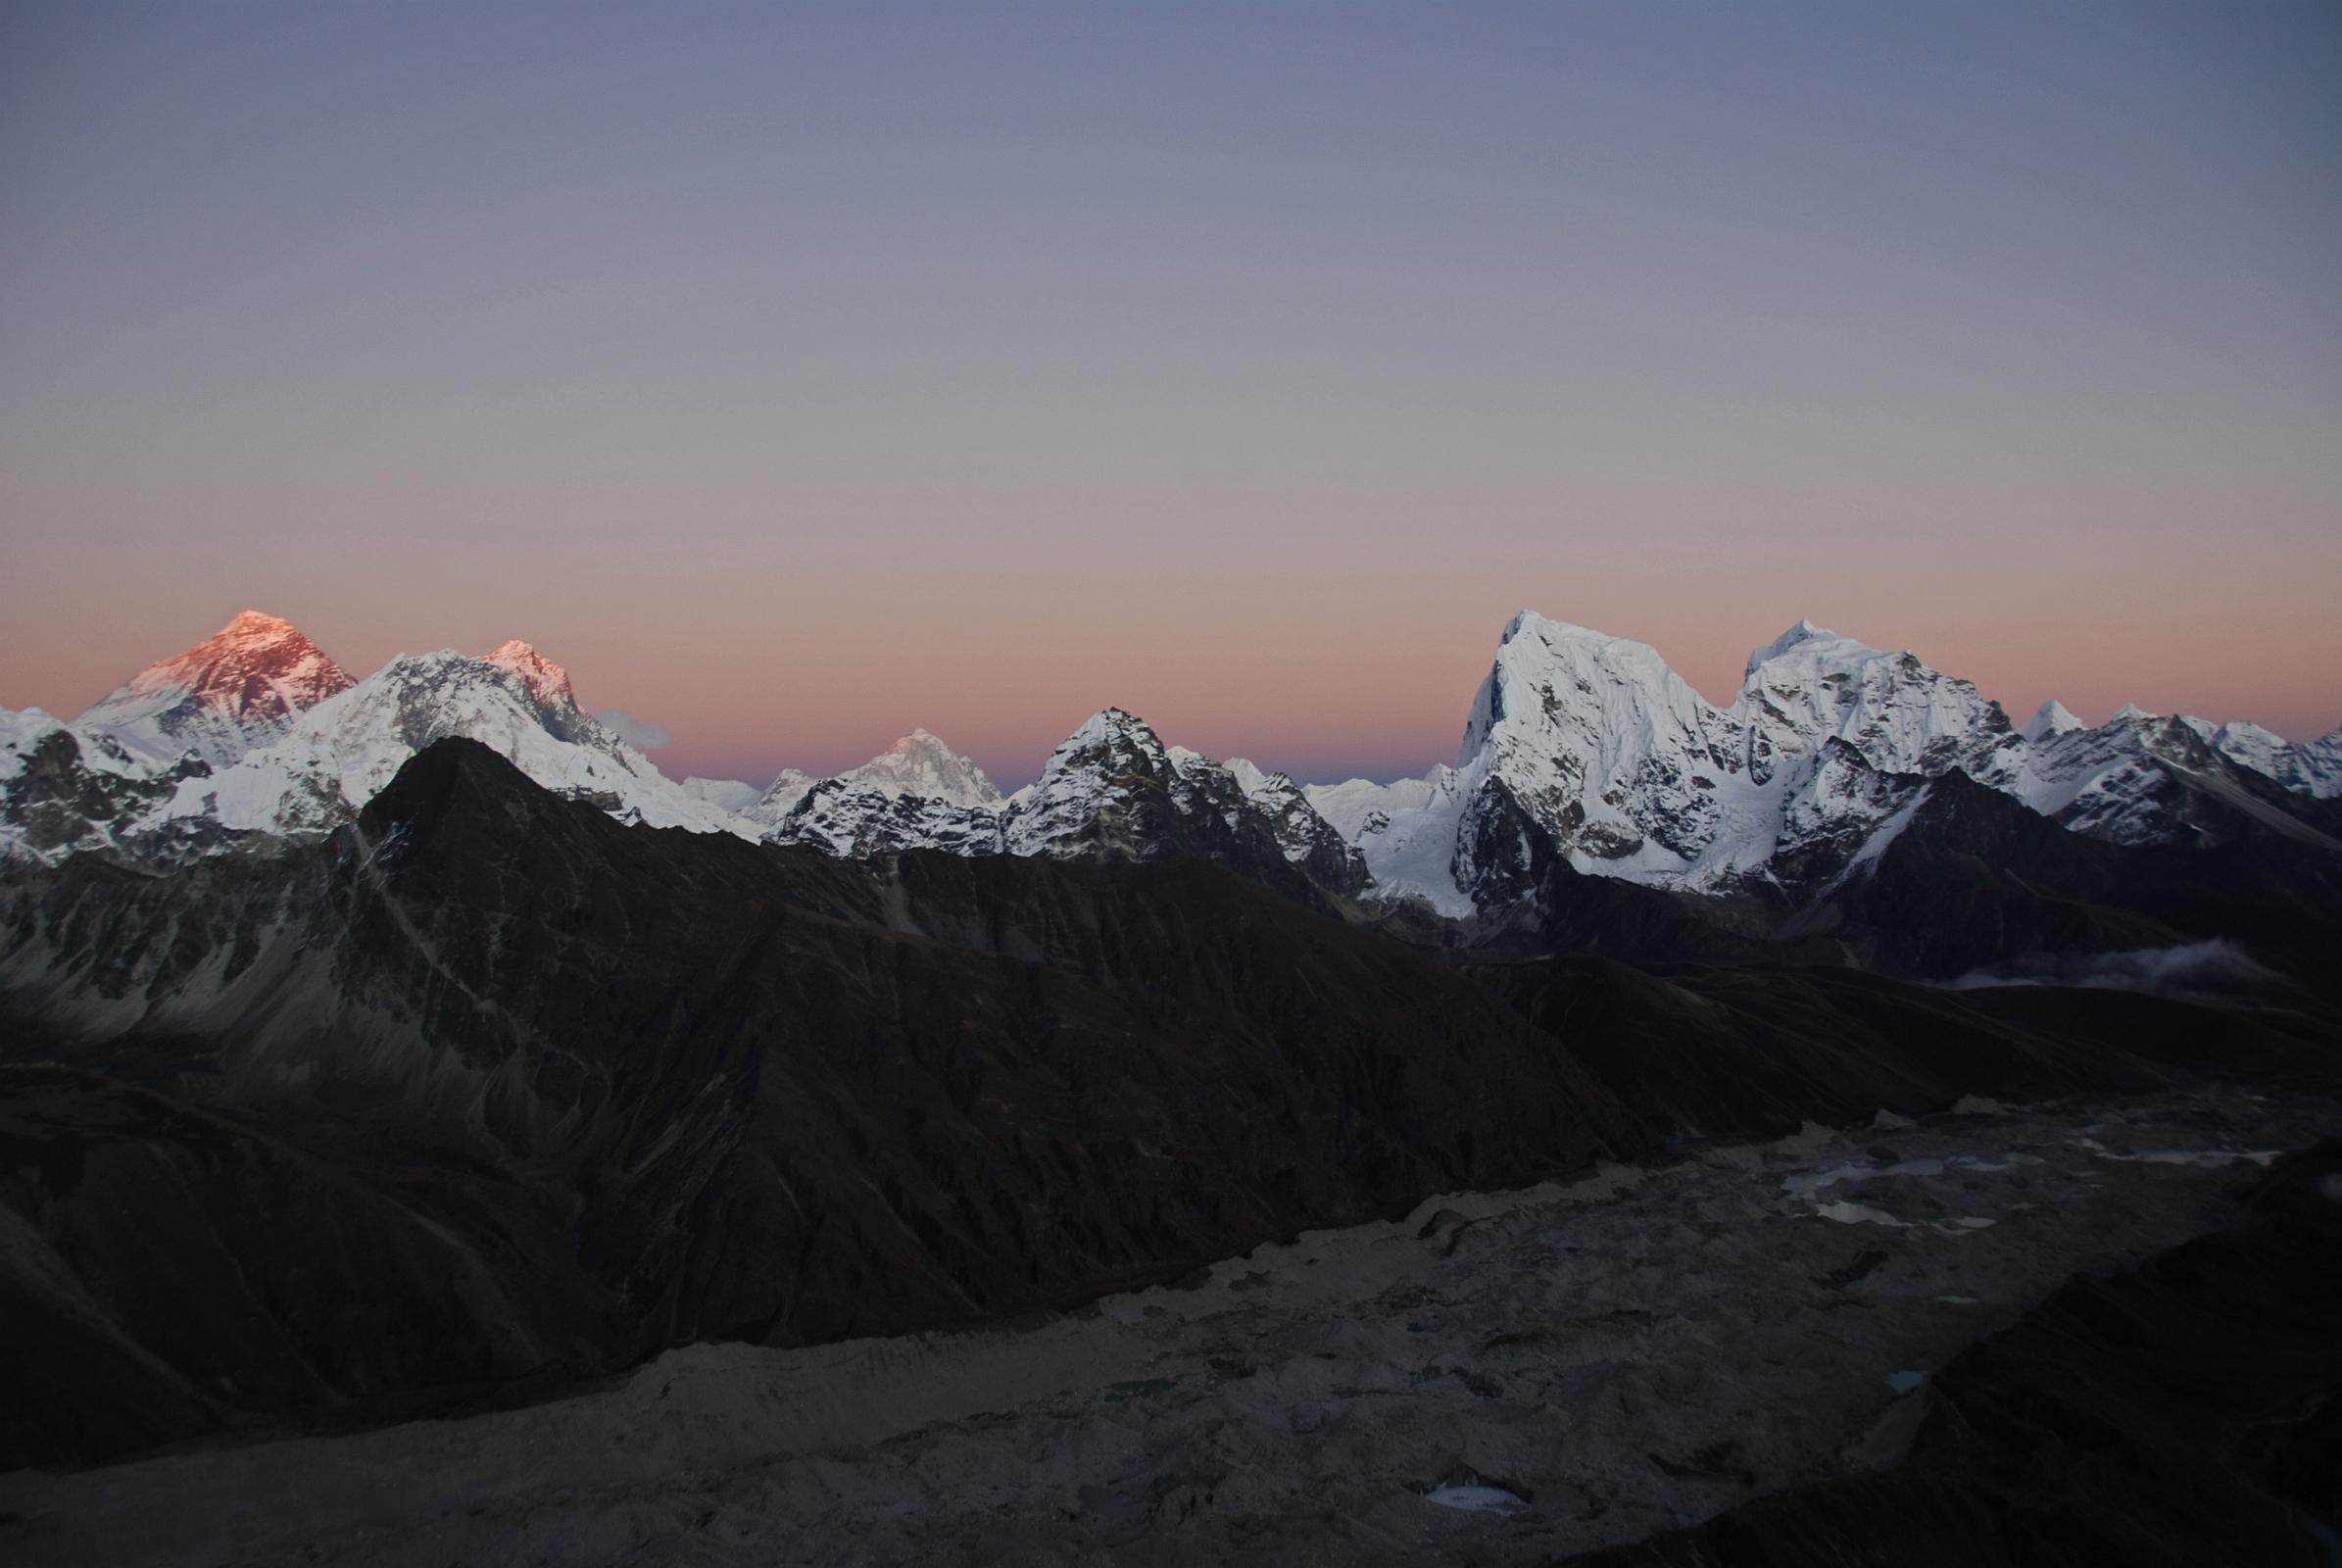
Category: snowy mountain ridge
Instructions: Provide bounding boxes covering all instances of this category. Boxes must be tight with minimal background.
[5,609,2335,908]
[1305,611,2339,914]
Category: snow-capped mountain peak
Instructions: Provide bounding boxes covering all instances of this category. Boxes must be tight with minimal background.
[842,727,1002,808]
[1736,620,2013,783]
[1743,618,1834,679]
[750,767,819,823]
[1056,706,1167,760]
[2021,700,2085,743]
[74,609,355,770]
[484,640,580,714]
[2212,720,2342,801]
[993,708,1362,890]
[1453,611,1740,879]
[144,648,745,845]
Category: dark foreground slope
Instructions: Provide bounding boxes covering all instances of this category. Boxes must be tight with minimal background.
[1479,956,2339,1143]
[0,740,2334,1472]
[0,740,1651,1465]
[1559,1139,2342,1568]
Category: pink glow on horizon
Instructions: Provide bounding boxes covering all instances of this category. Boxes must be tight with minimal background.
[4,5,2337,788]
[4,558,2335,792]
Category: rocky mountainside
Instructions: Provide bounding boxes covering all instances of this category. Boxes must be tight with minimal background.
[1309,611,2342,919]
[3,737,2329,1469]
[0,738,1649,1462]
[760,710,1369,901]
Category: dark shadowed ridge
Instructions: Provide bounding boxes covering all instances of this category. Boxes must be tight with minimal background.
[1,737,2336,1471]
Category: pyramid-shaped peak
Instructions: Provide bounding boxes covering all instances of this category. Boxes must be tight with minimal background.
[847,726,1002,808]
[484,640,579,710]
[72,610,353,769]
[1743,618,1855,679]
[1045,709,1174,773]
[220,609,300,639]
[2022,699,2085,743]
[2025,699,2084,739]
[1065,707,1158,744]
[110,610,348,703]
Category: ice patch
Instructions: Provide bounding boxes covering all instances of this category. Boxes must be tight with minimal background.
[1814,1201,1907,1228]
[1885,1370,1926,1396]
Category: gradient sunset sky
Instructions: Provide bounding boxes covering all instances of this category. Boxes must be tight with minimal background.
[3,2,2337,787]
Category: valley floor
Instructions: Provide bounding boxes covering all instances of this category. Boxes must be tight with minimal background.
[4,1087,2333,1567]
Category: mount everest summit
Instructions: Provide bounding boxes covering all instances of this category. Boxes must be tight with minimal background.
[4,608,2336,921]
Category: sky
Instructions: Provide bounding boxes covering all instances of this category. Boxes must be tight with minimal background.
[2,1,2337,788]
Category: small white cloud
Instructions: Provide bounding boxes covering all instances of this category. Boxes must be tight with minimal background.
[596,710,673,751]
[1944,939,2279,998]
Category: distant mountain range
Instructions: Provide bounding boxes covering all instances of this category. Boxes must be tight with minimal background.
[7,608,2336,921]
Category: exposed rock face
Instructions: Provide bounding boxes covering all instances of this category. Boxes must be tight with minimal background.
[995,710,1363,899]
[756,715,1367,900]
[1736,617,2017,787]
[1217,755,1372,897]
[750,729,1006,835]
[2017,705,2342,848]
[1453,614,1744,894]
[0,724,191,865]
[747,765,819,823]
[1318,611,2341,919]
[2217,718,2342,799]
[766,776,1006,856]
[73,611,355,771]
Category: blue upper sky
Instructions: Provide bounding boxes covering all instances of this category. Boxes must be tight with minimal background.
[4,2,2338,783]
